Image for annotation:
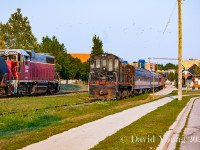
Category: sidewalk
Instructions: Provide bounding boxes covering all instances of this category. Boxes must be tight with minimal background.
[22,96,176,150]
[154,85,176,96]
[180,98,200,150]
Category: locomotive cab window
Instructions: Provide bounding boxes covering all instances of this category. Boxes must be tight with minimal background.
[114,59,118,70]
[96,59,100,68]
[102,59,106,67]
[2,55,7,60]
[108,59,113,71]
[8,55,17,61]
[24,56,29,65]
[90,60,94,69]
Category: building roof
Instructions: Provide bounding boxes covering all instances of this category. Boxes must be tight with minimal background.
[70,53,90,63]
[188,64,200,76]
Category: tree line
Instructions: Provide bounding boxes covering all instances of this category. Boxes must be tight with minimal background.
[1,9,199,84]
[0,9,104,82]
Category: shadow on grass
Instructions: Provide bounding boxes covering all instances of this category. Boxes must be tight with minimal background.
[60,84,81,91]
[0,115,62,137]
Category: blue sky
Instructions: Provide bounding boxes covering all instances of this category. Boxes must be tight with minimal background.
[0,0,199,64]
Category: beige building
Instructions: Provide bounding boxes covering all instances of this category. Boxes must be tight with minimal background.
[130,62,156,71]
[182,58,200,70]
[182,58,200,89]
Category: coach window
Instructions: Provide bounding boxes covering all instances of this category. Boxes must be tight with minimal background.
[96,59,100,68]
[108,59,113,71]
[114,59,118,71]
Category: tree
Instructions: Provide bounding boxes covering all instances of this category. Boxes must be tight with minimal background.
[157,64,164,70]
[40,35,83,81]
[0,34,6,49]
[167,72,175,81]
[91,35,104,57]
[81,61,89,83]
[1,8,38,50]
[163,63,177,70]
[40,36,68,77]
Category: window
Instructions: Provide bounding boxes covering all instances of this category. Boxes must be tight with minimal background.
[96,59,100,68]
[108,59,113,71]
[46,57,54,64]
[114,59,118,70]
[90,60,94,69]
[25,56,29,65]
[8,55,17,61]
[18,53,21,61]
[102,59,106,67]
[2,55,7,60]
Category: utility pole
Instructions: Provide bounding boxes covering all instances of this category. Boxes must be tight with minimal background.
[178,0,182,100]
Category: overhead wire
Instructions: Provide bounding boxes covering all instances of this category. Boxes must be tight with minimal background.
[163,1,177,34]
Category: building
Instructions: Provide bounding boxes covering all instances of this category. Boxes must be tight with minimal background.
[182,58,200,70]
[182,64,200,89]
[182,58,200,89]
[130,62,156,71]
[70,53,90,63]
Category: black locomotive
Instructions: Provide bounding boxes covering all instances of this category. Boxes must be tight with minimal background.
[89,54,165,100]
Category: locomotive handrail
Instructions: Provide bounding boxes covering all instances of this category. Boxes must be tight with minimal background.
[7,68,15,80]
[98,72,113,82]
[113,72,119,93]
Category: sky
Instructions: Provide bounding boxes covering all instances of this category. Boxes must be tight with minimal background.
[0,0,200,64]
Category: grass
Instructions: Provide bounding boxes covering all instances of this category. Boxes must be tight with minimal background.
[0,94,163,150]
[90,96,193,150]
[0,93,89,115]
[60,81,88,92]
[169,89,200,96]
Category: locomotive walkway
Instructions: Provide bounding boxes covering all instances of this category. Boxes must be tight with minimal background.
[22,86,177,150]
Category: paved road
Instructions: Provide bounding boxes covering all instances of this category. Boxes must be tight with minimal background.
[180,98,200,150]
[22,96,176,150]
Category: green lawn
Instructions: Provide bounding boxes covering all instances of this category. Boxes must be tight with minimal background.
[60,81,88,92]
[169,89,200,96]
[0,94,162,150]
[0,93,89,115]
[90,96,192,150]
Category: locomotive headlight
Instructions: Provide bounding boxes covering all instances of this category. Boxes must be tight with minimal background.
[100,90,104,95]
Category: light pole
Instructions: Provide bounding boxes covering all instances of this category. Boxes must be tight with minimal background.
[178,0,182,100]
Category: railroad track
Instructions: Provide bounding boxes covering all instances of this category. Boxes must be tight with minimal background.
[0,90,91,117]
[0,90,88,100]
[0,100,93,117]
